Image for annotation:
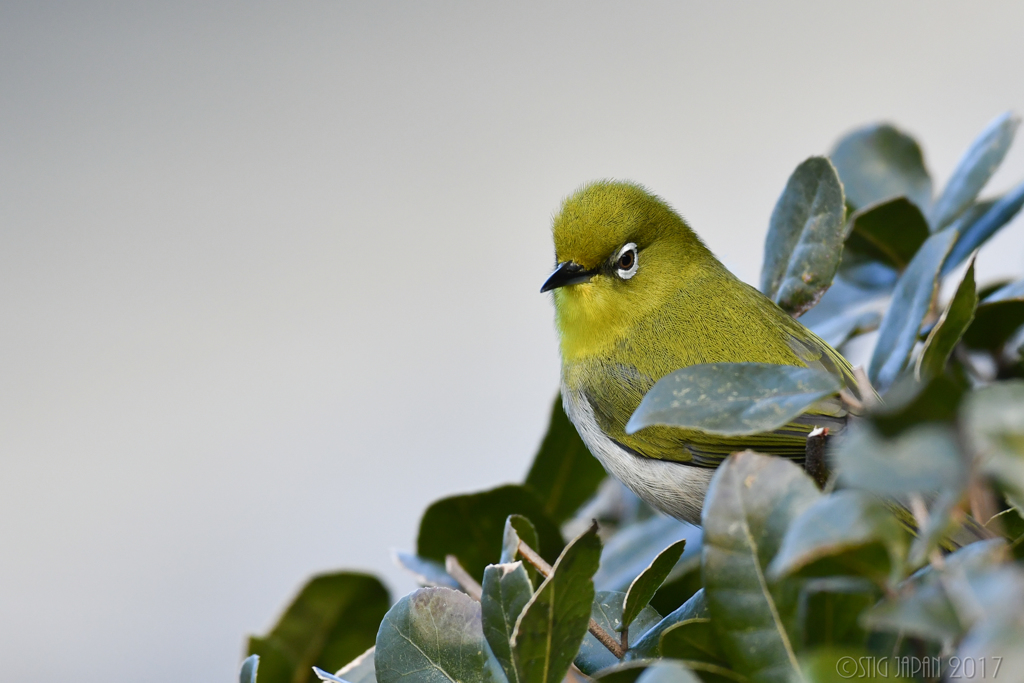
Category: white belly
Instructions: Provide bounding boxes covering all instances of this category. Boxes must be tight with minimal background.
[562,386,714,525]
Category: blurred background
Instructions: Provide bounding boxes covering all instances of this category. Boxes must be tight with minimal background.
[2,2,1024,681]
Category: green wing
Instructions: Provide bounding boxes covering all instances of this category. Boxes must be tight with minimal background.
[582,328,854,468]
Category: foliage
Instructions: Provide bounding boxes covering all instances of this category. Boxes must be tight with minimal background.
[246,573,389,683]
[627,363,841,436]
[760,156,846,315]
[526,399,608,524]
[243,113,1024,683]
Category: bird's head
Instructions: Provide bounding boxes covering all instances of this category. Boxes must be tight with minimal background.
[543,180,720,359]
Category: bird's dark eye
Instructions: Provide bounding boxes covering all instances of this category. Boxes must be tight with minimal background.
[614,243,639,280]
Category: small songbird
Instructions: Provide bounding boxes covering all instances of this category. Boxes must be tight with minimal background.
[542,181,856,523]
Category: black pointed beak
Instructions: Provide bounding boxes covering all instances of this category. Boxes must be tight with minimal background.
[540,261,596,293]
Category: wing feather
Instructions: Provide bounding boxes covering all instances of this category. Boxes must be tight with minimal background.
[581,326,854,468]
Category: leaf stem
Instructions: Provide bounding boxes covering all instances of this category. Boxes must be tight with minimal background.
[838,389,864,413]
[516,537,626,660]
[908,495,945,571]
[585,619,625,660]
[444,555,482,601]
[516,539,553,575]
[967,478,1000,530]
[853,366,879,409]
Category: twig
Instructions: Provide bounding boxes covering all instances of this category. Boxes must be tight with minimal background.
[517,537,627,660]
[446,556,597,682]
[445,555,482,601]
[838,389,864,413]
[586,617,626,659]
[950,506,996,541]
[967,476,1000,531]
[908,494,945,571]
[853,366,879,410]
[804,426,830,489]
[516,539,553,575]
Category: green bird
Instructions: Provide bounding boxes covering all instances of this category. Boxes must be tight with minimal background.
[542,180,856,523]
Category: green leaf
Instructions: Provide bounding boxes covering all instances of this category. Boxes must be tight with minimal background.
[576,591,662,675]
[962,381,1024,504]
[944,197,998,263]
[862,585,962,643]
[833,424,966,496]
[929,111,1020,230]
[392,551,459,589]
[501,515,541,566]
[987,508,1024,560]
[312,668,343,683]
[760,157,847,315]
[860,539,1009,642]
[869,372,968,437]
[866,565,1024,650]
[829,123,932,212]
[622,540,687,629]
[592,660,657,683]
[868,228,957,390]
[956,566,1024,676]
[525,396,607,523]
[247,638,292,683]
[417,485,564,581]
[628,594,709,664]
[982,277,1024,301]
[635,660,704,683]
[767,490,909,585]
[482,562,534,683]
[376,587,506,683]
[240,655,259,683]
[701,451,821,683]
[836,261,898,292]
[659,619,728,669]
[594,516,701,594]
[501,515,542,586]
[332,648,375,683]
[958,619,1024,681]
[915,257,977,380]
[800,648,912,682]
[961,278,1024,351]
[627,589,710,661]
[800,277,883,324]
[796,579,878,650]
[512,524,602,683]
[806,309,880,349]
[943,180,1024,274]
[247,572,390,683]
[800,277,884,342]
[313,656,376,683]
[626,363,841,437]
[648,574,704,621]
[907,488,961,568]
[604,660,744,683]
[843,197,930,271]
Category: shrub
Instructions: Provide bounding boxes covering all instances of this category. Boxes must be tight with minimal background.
[241,113,1024,683]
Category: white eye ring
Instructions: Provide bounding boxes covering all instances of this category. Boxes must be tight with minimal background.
[615,243,639,280]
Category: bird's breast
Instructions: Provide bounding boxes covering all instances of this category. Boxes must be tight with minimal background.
[561,385,712,524]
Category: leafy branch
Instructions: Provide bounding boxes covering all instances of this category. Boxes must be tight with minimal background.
[242,112,1024,683]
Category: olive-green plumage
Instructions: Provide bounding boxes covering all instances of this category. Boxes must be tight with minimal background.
[545,181,856,521]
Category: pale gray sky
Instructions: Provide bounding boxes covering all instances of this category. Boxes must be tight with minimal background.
[2,3,1023,681]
